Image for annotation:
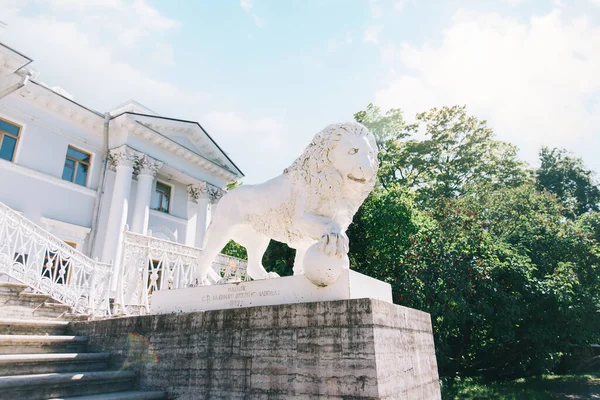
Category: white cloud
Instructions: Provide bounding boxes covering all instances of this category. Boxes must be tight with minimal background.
[201,112,288,180]
[375,9,600,169]
[589,0,600,6]
[369,0,383,18]
[240,0,264,28]
[502,0,528,5]
[1,12,190,109]
[151,42,176,66]
[364,25,384,44]
[240,0,254,12]
[35,0,179,47]
[252,14,264,28]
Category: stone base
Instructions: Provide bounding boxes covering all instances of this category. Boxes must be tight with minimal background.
[71,298,441,399]
[150,269,393,313]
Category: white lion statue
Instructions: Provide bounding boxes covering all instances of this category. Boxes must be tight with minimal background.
[195,122,379,282]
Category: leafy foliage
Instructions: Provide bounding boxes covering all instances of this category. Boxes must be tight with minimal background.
[347,184,421,294]
[399,186,600,379]
[536,147,600,218]
[356,105,528,203]
[349,104,600,380]
[221,240,247,260]
[442,371,600,400]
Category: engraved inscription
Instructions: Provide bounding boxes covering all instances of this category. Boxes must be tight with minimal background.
[199,284,282,307]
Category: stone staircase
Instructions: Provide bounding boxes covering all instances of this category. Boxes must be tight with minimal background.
[0,281,167,400]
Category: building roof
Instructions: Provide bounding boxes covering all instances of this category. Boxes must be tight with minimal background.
[0,42,33,74]
[119,112,244,178]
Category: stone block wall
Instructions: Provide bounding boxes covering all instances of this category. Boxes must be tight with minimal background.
[70,299,441,399]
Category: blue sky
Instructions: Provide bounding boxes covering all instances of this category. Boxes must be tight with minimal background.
[1,0,599,184]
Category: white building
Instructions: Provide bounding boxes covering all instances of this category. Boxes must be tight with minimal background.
[0,40,245,315]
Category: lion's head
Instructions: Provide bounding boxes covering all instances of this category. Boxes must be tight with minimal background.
[284,122,379,223]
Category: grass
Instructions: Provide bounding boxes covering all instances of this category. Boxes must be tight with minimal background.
[442,370,600,399]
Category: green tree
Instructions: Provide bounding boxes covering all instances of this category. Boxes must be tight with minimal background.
[536,147,600,218]
[221,240,247,260]
[354,104,409,189]
[404,106,528,203]
[354,105,528,204]
[400,184,600,379]
[347,184,421,297]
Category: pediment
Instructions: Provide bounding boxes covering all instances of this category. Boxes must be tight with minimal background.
[125,113,242,177]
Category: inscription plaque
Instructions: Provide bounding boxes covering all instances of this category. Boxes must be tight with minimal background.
[150,269,392,314]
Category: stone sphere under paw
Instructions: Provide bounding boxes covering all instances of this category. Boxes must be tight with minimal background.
[303,243,349,287]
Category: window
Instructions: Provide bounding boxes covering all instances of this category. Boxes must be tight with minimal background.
[151,181,171,213]
[62,146,91,186]
[0,117,21,162]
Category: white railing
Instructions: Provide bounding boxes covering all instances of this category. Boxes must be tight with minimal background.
[115,230,249,315]
[0,202,112,316]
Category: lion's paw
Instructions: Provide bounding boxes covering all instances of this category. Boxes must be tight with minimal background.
[317,232,349,258]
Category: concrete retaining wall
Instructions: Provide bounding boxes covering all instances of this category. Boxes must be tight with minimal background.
[70,298,441,399]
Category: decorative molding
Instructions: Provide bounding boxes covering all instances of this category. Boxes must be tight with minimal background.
[115,117,239,182]
[17,83,104,136]
[135,154,163,177]
[108,145,138,169]
[187,184,201,204]
[187,182,226,204]
[0,157,97,198]
[206,185,226,204]
[40,217,91,244]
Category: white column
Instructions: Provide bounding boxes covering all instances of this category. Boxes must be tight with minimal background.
[185,185,200,247]
[130,155,163,235]
[101,145,137,290]
[195,195,211,249]
[194,182,226,249]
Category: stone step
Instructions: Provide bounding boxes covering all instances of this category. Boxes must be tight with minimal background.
[0,334,87,354]
[0,282,29,294]
[0,301,72,319]
[18,292,55,302]
[62,313,91,321]
[0,352,111,375]
[0,282,89,320]
[0,370,136,400]
[0,318,69,335]
[49,390,168,400]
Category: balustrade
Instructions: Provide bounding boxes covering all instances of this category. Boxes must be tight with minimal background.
[0,202,112,316]
[115,230,249,315]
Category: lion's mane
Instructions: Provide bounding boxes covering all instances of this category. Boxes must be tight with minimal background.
[283,122,378,229]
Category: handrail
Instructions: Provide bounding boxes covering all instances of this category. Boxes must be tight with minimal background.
[0,202,112,316]
[115,230,249,315]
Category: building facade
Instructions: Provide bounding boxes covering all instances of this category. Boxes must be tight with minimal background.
[0,41,244,300]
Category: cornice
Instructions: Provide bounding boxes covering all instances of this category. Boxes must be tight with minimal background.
[114,116,238,182]
[17,84,104,136]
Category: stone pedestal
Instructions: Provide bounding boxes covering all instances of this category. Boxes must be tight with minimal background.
[71,298,442,399]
